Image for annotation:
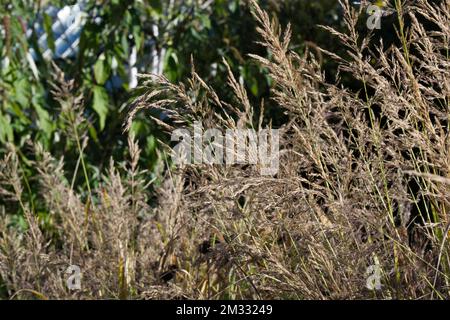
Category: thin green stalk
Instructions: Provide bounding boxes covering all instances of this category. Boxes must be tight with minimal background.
[68,110,92,198]
[394,0,411,67]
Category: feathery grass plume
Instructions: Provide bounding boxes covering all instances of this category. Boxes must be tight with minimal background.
[0,0,449,299]
[126,0,450,298]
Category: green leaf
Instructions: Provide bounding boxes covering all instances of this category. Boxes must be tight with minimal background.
[34,103,53,138]
[13,78,30,107]
[132,24,143,51]
[163,49,179,82]
[0,111,14,143]
[88,123,100,144]
[43,13,56,53]
[199,14,211,30]
[148,0,163,15]
[229,1,238,13]
[146,135,156,154]
[94,55,110,85]
[92,86,109,131]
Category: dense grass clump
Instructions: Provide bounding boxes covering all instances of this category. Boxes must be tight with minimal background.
[1,0,450,299]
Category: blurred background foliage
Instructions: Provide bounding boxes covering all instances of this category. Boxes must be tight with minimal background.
[0,0,352,216]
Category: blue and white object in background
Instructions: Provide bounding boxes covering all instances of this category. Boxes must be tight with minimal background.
[28,1,163,89]
[29,2,87,61]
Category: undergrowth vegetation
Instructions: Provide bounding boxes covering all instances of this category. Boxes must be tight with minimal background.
[1,0,450,299]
